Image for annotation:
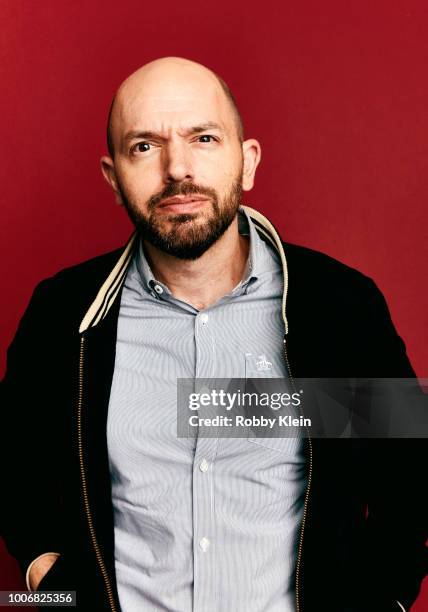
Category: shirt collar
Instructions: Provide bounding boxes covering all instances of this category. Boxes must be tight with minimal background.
[135,205,264,296]
[78,204,289,334]
[136,236,167,296]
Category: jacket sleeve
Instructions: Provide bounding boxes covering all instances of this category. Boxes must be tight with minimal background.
[1,278,65,576]
[363,278,428,611]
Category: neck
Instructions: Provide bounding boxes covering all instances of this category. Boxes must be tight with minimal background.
[143,216,250,310]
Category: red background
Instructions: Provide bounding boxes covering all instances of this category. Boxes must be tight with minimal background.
[1,1,427,609]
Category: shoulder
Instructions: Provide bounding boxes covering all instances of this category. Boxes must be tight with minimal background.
[281,242,415,378]
[283,241,379,297]
[24,244,128,328]
[281,241,387,328]
[48,245,125,289]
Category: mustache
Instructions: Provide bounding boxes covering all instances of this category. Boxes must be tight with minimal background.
[148,182,218,211]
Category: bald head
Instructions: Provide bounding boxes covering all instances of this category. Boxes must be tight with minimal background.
[106,57,244,158]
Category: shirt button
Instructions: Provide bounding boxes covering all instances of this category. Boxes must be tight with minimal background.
[199,537,210,552]
[154,284,163,294]
[199,458,209,473]
[200,313,209,324]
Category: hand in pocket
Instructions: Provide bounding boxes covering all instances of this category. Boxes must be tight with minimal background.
[29,553,60,591]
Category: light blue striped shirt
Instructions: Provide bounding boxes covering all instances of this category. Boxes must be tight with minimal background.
[107,207,307,611]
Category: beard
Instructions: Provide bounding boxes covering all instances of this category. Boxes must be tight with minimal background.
[117,172,243,261]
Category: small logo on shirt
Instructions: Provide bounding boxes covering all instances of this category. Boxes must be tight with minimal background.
[256,354,272,371]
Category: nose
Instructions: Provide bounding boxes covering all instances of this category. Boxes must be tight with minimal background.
[163,140,194,183]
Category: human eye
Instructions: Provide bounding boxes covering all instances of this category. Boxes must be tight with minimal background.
[131,141,151,154]
[197,135,218,143]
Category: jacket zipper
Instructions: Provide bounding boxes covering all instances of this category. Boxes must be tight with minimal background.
[77,334,118,612]
[283,336,313,612]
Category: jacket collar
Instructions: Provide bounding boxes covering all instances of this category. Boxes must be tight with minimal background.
[79,205,289,335]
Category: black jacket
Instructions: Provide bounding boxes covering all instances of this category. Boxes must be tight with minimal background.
[1,207,427,612]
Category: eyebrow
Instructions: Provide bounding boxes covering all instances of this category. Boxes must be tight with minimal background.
[123,122,224,143]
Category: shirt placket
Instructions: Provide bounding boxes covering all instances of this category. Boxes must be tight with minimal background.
[192,309,219,612]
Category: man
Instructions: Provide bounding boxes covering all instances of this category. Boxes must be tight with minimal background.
[1,57,426,612]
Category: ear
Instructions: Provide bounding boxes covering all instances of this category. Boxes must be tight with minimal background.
[100,156,124,205]
[241,139,261,191]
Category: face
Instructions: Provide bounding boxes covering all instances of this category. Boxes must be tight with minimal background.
[101,63,260,260]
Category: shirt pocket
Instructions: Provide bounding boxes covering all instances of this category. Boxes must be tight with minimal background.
[244,352,284,378]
